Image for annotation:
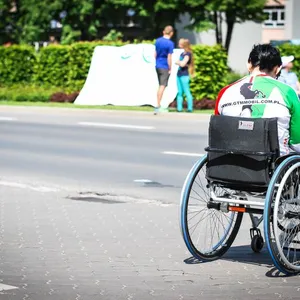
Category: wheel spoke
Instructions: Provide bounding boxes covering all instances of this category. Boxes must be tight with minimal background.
[187,207,206,223]
[189,211,212,236]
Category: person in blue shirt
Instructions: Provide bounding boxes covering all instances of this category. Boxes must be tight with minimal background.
[154,25,175,114]
[278,55,300,97]
[175,38,194,112]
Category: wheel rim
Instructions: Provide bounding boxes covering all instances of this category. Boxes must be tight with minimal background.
[273,162,300,271]
[183,157,240,257]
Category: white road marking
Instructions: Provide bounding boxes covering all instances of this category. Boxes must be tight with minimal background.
[0,283,19,291]
[162,151,204,157]
[133,179,154,183]
[78,122,154,130]
[0,117,17,121]
[0,181,58,192]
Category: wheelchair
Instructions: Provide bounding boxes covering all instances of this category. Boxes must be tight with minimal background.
[180,115,300,275]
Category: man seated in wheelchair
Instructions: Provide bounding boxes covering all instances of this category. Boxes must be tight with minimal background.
[215,43,300,156]
[180,44,300,274]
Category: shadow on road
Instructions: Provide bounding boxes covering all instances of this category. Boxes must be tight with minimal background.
[223,245,272,266]
[183,245,296,278]
[184,245,272,266]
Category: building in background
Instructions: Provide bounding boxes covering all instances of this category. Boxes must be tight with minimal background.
[176,0,300,74]
[262,0,286,43]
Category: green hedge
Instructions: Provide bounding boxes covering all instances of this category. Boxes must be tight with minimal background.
[3,42,299,104]
[0,41,229,101]
[33,45,70,87]
[0,45,36,85]
[68,42,105,91]
[190,44,229,100]
[0,85,62,102]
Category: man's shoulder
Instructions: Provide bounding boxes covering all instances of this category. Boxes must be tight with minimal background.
[215,77,249,105]
[156,37,173,44]
[264,76,295,92]
[281,70,297,80]
[155,37,166,47]
[221,76,249,92]
[257,76,299,103]
[290,71,298,79]
[168,39,175,47]
[155,37,162,45]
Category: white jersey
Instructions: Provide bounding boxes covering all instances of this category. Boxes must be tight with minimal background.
[215,74,300,155]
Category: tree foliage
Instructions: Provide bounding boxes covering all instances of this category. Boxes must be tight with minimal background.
[184,0,268,52]
[0,0,15,44]
[0,0,63,44]
[0,0,135,44]
[0,0,270,47]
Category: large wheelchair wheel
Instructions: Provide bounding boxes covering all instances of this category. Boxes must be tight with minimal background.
[264,155,300,275]
[180,155,243,261]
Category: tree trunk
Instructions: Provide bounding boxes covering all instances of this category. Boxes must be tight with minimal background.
[225,18,234,53]
[213,11,222,45]
[214,11,223,46]
[218,12,223,46]
[214,11,219,44]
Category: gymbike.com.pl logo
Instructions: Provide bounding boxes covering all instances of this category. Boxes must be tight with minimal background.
[221,99,281,109]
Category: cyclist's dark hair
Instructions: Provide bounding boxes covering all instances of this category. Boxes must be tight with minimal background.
[248,44,282,72]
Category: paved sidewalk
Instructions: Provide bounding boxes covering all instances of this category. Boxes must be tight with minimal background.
[0,186,299,300]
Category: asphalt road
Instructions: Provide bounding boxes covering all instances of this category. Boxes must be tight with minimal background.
[0,106,300,300]
[0,107,210,203]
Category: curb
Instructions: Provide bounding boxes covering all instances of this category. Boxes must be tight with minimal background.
[0,105,213,118]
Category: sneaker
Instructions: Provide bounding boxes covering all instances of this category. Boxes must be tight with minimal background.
[154,107,160,115]
[159,107,169,113]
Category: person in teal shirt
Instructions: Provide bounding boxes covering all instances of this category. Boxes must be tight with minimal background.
[175,38,194,112]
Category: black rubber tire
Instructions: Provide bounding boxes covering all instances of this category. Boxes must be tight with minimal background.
[180,155,243,261]
[264,155,300,275]
[251,235,264,253]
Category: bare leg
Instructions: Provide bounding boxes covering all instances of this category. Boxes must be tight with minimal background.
[157,85,166,108]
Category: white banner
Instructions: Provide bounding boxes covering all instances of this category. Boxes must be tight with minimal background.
[74,44,183,108]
